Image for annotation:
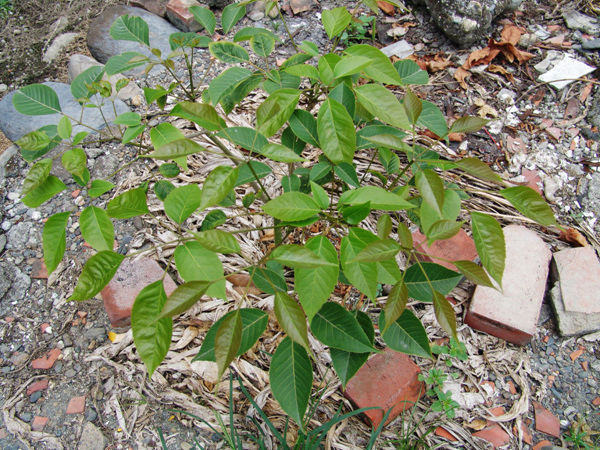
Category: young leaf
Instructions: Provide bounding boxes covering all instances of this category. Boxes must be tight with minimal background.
[143,139,205,160]
[283,64,320,80]
[170,102,225,132]
[214,309,243,381]
[270,337,312,432]
[433,291,457,339]
[453,260,494,287]
[234,26,279,42]
[355,84,411,131]
[344,44,402,85]
[43,212,70,275]
[397,223,413,249]
[333,55,372,79]
[340,230,378,300]
[310,181,329,209]
[132,281,173,377]
[16,130,51,153]
[318,53,341,86]
[209,41,250,64]
[500,186,557,227]
[256,89,301,137]
[69,251,125,301]
[338,186,414,211]
[321,7,352,39]
[404,262,462,302]
[169,32,211,50]
[200,166,238,210]
[21,159,52,196]
[377,214,393,240]
[415,169,445,216]
[174,242,225,299]
[107,188,150,219]
[250,33,275,58]
[280,53,313,69]
[403,88,422,125]
[159,280,213,318]
[449,116,489,134]
[21,176,66,208]
[274,292,310,351]
[259,143,306,163]
[151,123,186,149]
[310,302,376,353]
[380,309,431,358]
[192,229,241,254]
[352,239,401,263]
[57,116,72,140]
[470,211,505,286]
[271,244,336,269]
[164,184,202,223]
[425,220,465,245]
[383,280,408,333]
[189,5,216,35]
[12,84,62,116]
[61,148,87,179]
[317,98,356,165]
[221,3,246,34]
[110,15,150,46]
[105,51,148,76]
[89,180,115,198]
[80,206,115,252]
[71,66,105,100]
[289,109,320,147]
[262,192,320,221]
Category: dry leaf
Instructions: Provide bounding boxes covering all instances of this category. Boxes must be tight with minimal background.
[466,419,488,430]
[580,82,594,102]
[501,24,526,45]
[454,66,471,89]
[464,45,498,69]
[387,26,408,37]
[488,64,515,82]
[377,0,395,15]
[558,228,588,247]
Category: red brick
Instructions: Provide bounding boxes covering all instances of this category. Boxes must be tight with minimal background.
[514,422,533,445]
[344,348,424,429]
[582,360,589,371]
[488,406,505,417]
[130,0,167,16]
[592,397,600,406]
[570,346,585,361]
[522,169,543,195]
[27,379,49,395]
[66,396,86,414]
[465,225,551,346]
[411,228,478,271]
[546,127,562,141]
[434,426,458,441]
[472,423,511,448]
[507,380,517,394]
[31,348,61,370]
[30,259,48,279]
[71,189,81,198]
[41,323,51,334]
[533,401,560,437]
[533,440,552,450]
[31,416,49,432]
[166,0,202,32]
[101,258,177,327]
[552,246,600,314]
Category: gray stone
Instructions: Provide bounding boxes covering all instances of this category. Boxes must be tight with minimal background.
[20,412,33,422]
[87,6,180,73]
[579,173,600,218]
[42,33,80,64]
[77,422,107,450]
[6,222,32,249]
[0,262,31,305]
[0,234,6,254]
[0,82,130,142]
[550,283,600,336]
[423,0,514,46]
[582,38,600,50]
[0,83,7,92]
[0,145,19,189]
[92,153,120,180]
[29,391,42,403]
[563,10,600,35]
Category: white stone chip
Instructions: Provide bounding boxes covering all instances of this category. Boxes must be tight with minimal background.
[380,40,414,59]
[538,56,596,90]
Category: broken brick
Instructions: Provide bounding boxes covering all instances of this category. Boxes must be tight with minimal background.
[31,416,49,432]
[344,348,424,429]
[546,127,562,141]
[522,168,543,194]
[570,346,585,361]
[466,225,552,345]
[514,421,533,445]
[507,380,517,394]
[166,0,202,32]
[434,426,458,441]
[592,397,600,406]
[27,379,49,395]
[66,396,86,414]
[488,406,505,417]
[533,401,560,437]
[101,258,177,328]
[411,228,478,271]
[30,259,49,279]
[130,0,168,16]
[553,246,600,314]
[31,348,61,370]
[582,360,589,371]
[472,423,511,448]
[533,440,552,450]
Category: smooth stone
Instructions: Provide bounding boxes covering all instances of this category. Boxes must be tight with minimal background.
[29,391,42,403]
[582,38,600,50]
[42,33,80,63]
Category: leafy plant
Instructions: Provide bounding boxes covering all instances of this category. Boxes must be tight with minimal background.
[431,337,468,368]
[564,414,599,450]
[12,0,558,437]
[418,369,460,419]
[339,15,376,47]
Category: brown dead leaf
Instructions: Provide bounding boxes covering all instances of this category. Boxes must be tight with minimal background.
[408,53,453,73]
[501,24,526,46]
[488,64,515,82]
[377,0,395,15]
[580,82,594,102]
[448,132,465,142]
[558,228,589,247]
[530,87,546,106]
[407,54,428,71]
[454,66,471,89]
[226,274,256,288]
[465,419,488,430]
[289,0,315,15]
[490,40,535,64]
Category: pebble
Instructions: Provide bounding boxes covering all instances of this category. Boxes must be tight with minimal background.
[1,221,11,231]
[65,368,77,377]
[0,83,7,92]
[29,391,42,403]
[85,408,98,422]
[20,412,33,422]
[54,362,63,373]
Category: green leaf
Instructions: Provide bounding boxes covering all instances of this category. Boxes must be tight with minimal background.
[71,66,105,100]
[263,69,301,94]
[382,281,408,333]
[57,116,72,140]
[340,231,378,300]
[282,127,306,155]
[80,206,114,252]
[259,143,306,163]
[257,89,301,138]
[132,281,173,377]
[270,337,312,432]
[215,309,242,380]
[263,192,320,221]
[110,15,150,46]
[426,220,465,245]
[295,236,338,321]
[311,302,376,353]
[189,5,216,34]
[200,166,238,210]
[221,3,246,34]
[470,211,505,287]
[250,33,275,58]
[144,139,205,160]
[271,244,336,269]
[453,260,494,288]
[455,158,503,184]
[394,60,429,85]
[234,26,279,43]
[280,53,313,69]
[449,116,489,134]
[164,184,202,223]
[69,251,125,301]
[209,41,250,64]
[13,84,61,115]
[105,51,147,76]
[89,180,115,198]
[333,55,372,78]
[398,223,413,249]
[317,98,356,165]
[72,131,89,145]
[21,176,66,208]
[107,188,149,219]
[289,109,320,147]
[159,163,180,178]
[355,84,411,131]
[299,40,319,56]
[404,262,462,302]
[250,264,287,295]
[310,181,329,209]
[283,64,320,80]
[415,169,445,216]
[150,122,186,151]
[61,148,87,179]
[420,188,461,234]
[338,186,414,211]
[235,161,272,186]
[318,53,341,86]
[194,308,268,361]
[417,101,448,139]
[121,123,145,144]
[154,180,175,201]
[216,127,268,153]
[501,186,557,227]
[168,32,211,50]
[380,309,431,358]
[112,112,141,128]
[361,132,408,152]
[321,7,352,39]
[43,212,70,275]
[342,202,370,225]
[433,291,457,338]
[16,130,51,153]
[403,88,422,125]
[174,241,225,299]
[208,67,253,105]
[274,292,310,351]
[352,239,401,263]
[344,44,402,85]
[159,281,212,318]
[192,229,240,254]
[21,159,52,196]
[377,214,392,240]
[334,163,360,188]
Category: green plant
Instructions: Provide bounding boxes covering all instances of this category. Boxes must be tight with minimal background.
[564,414,599,450]
[431,337,468,368]
[12,0,559,438]
[418,369,460,419]
[0,0,11,17]
[339,14,376,47]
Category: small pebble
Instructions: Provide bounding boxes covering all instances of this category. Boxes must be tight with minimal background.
[20,412,33,422]
[85,408,97,422]
[64,368,76,377]
[29,391,42,403]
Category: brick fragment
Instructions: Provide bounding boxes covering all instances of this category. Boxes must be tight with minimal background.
[533,440,552,450]
[31,348,61,370]
[30,259,48,279]
[522,168,543,194]
[344,348,424,429]
[533,401,560,437]
[434,426,458,441]
[31,416,49,432]
[592,397,600,406]
[101,258,177,327]
[27,379,49,395]
[570,346,585,361]
[66,396,86,414]
[0,428,7,439]
[507,380,517,394]
[166,0,202,32]
[130,0,167,16]
[411,228,478,271]
[472,423,511,447]
[513,421,533,445]
[466,225,552,345]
